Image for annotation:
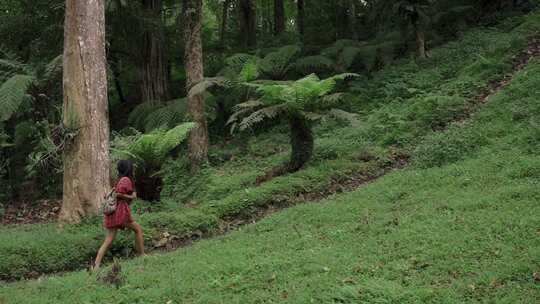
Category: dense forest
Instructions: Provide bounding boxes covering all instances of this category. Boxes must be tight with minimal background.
[1,0,540,303]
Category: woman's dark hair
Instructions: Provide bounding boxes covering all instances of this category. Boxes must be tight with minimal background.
[117,160,134,178]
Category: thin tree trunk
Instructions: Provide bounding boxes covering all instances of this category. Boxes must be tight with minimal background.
[110,52,126,104]
[183,0,209,172]
[61,0,110,223]
[140,0,170,103]
[297,0,305,38]
[414,24,427,58]
[239,0,257,48]
[350,0,358,40]
[220,0,231,45]
[274,0,285,35]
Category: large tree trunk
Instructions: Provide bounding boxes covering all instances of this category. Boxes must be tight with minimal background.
[140,0,170,103]
[239,0,257,48]
[61,0,110,223]
[183,0,209,172]
[274,0,285,35]
[297,0,305,38]
[220,0,231,45]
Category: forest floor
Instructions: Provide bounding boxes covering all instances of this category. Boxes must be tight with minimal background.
[2,12,540,303]
[2,53,540,302]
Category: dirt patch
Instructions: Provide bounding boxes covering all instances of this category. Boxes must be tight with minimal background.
[1,199,61,225]
[478,38,540,104]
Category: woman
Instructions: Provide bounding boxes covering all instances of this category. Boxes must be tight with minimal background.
[93,160,145,270]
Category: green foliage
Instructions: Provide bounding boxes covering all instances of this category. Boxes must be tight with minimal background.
[1,6,540,289]
[0,75,35,122]
[112,122,195,170]
[258,45,301,80]
[230,73,357,131]
[292,55,335,75]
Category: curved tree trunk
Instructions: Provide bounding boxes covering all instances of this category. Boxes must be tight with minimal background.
[140,0,170,103]
[287,114,314,171]
[183,0,209,172]
[61,0,110,223]
[256,115,313,185]
[274,0,285,35]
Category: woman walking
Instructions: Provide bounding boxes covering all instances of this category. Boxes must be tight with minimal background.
[93,160,145,269]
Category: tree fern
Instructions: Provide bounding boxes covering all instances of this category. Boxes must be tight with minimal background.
[112,122,195,170]
[142,98,188,132]
[258,45,301,80]
[127,102,163,131]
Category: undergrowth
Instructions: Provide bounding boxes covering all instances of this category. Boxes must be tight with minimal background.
[1,12,540,282]
[2,55,540,303]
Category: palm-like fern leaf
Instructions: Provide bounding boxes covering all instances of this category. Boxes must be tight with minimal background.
[188,77,231,98]
[259,45,301,80]
[238,104,285,131]
[0,74,35,121]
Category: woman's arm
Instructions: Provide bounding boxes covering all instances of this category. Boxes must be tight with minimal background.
[116,192,137,201]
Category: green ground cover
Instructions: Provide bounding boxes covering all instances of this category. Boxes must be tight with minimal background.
[1,12,540,283]
[2,55,540,302]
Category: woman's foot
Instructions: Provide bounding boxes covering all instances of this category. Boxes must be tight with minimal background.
[90,260,100,272]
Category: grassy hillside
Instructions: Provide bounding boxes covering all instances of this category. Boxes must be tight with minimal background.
[1,11,540,288]
[2,54,540,303]
[0,55,540,303]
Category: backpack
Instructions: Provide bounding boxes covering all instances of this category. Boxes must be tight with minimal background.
[101,189,117,216]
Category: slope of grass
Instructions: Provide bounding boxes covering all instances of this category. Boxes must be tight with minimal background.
[1,12,540,281]
[2,57,540,303]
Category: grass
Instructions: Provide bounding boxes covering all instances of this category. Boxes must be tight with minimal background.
[1,12,540,282]
[2,57,540,302]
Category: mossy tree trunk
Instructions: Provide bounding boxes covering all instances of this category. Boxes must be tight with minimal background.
[61,0,110,223]
[287,114,314,172]
[183,0,209,172]
[255,114,313,184]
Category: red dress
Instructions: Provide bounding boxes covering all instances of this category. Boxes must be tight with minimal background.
[104,177,134,229]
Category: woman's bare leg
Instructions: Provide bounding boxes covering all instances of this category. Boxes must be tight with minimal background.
[126,221,145,256]
[94,229,117,269]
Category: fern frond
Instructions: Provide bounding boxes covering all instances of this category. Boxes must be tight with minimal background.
[188,77,230,98]
[0,74,35,121]
[125,122,195,168]
[321,39,359,59]
[128,102,163,131]
[328,109,362,127]
[341,46,362,70]
[42,55,63,81]
[293,55,335,75]
[238,60,260,82]
[143,98,188,132]
[239,105,285,131]
[259,45,301,80]
[231,99,264,112]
